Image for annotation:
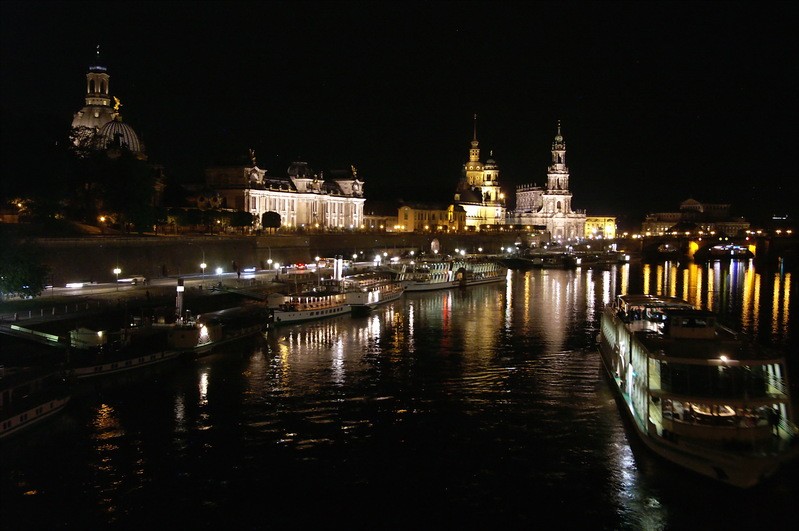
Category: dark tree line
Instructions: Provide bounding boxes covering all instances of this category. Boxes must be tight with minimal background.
[0,232,50,299]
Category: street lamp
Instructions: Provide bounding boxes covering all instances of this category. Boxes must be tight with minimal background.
[113,267,121,290]
[215,267,223,286]
[200,261,207,280]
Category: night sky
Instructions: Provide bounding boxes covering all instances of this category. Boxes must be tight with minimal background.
[2,1,797,223]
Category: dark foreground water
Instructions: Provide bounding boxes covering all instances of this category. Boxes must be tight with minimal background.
[2,261,796,530]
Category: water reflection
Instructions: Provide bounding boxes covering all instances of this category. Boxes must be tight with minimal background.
[3,259,794,530]
[635,260,793,348]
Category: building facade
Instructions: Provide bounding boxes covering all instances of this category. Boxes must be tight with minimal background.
[70,47,145,159]
[508,122,586,240]
[453,116,506,229]
[585,216,617,239]
[206,160,366,231]
[641,198,750,236]
[396,203,466,232]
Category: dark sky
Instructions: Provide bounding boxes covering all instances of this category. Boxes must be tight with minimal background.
[2,1,797,223]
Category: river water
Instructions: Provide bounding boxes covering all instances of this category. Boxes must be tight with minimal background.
[2,260,796,529]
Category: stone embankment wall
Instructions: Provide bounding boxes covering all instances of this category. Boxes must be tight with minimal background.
[32,232,523,286]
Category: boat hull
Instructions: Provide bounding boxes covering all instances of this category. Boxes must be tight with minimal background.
[1,396,71,440]
[70,350,183,379]
[271,303,351,325]
[597,321,793,488]
[349,287,405,313]
[404,274,505,292]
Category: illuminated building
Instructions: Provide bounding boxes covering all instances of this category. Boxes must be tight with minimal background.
[642,198,750,235]
[395,203,466,232]
[206,158,365,230]
[507,122,586,241]
[585,216,617,239]
[453,115,506,229]
[69,47,146,160]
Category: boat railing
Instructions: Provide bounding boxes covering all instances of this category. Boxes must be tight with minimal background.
[765,373,790,397]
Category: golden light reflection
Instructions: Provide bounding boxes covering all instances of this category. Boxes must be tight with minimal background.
[783,273,791,332]
[655,263,664,295]
[586,270,596,322]
[653,261,792,343]
[693,265,703,309]
[173,394,186,432]
[707,265,716,312]
[682,267,689,303]
[199,371,209,407]
[620,263,629,296]
[643,264,651,295]
[92,403,123,440]
[504,269,515,328]
[741,264,755,331]
[332,337,345,385]
[669,262,678,298]
[407,300,415,353]
[753,271,761,336]
[772,273,781,337]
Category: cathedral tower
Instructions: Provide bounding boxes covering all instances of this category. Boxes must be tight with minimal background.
[507,121,585,240]
[546,121,569,192]
[542,121,573,214]
[454,115,506,229]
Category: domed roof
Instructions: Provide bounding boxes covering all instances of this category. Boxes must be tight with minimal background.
[71,105,116,131]
[484,158,498,169]
[95,118,143,153]
[288,161,314,178]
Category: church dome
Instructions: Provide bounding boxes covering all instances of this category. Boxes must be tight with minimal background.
[71,105,116,131]
[484,158,498,169]
[288,161,314,178]
[95,118,143,153]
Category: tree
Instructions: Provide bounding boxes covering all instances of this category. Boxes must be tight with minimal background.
[262,211,281,233]
[230,211,254,232]
[0,234,50,299]
[97,150,157,232]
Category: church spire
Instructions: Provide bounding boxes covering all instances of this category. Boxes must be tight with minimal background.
[469,114,480,163]
[547,121,568,191]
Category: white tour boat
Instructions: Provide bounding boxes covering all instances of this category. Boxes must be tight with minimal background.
[268,285,352,325]
[343,272,406,313]
[401,259,506,292]
[598,294,798,488]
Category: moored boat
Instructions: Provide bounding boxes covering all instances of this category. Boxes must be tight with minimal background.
[1,368,70,439]
[597,294,798,488]
[499,250,578,269]
[166,306,268,357]
[401,259,506,292]
[343,272,406,314]
[67,325,181,379]
[67,306,268,378]
[267,284,352,325]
